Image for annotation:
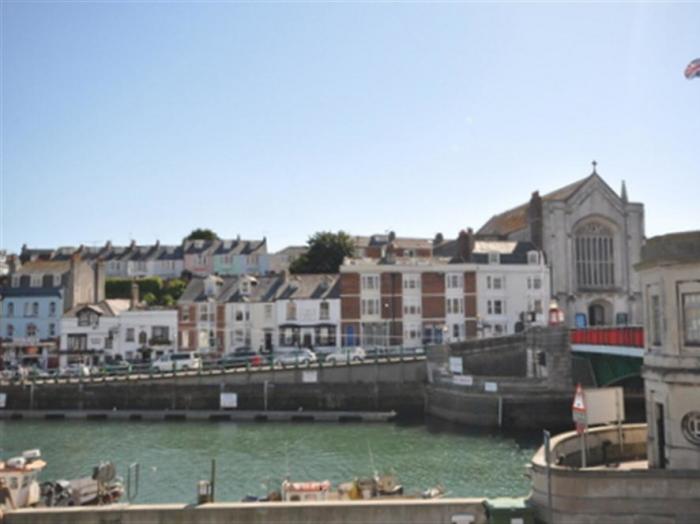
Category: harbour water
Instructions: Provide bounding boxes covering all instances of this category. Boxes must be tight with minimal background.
[0,419,538,504]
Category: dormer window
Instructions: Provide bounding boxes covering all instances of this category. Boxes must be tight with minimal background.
[488,253,500,264]
[78,310,98,327]
[527,251,539,265]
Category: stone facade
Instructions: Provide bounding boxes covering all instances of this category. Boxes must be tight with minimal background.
[637,230,700,470]
[478,166,645,328]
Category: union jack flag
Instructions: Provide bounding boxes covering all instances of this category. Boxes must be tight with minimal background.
[685,58,700,79]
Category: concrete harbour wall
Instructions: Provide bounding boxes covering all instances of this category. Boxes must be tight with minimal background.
[5,499,489,524]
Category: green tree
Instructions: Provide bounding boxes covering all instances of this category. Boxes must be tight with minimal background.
[164,278,187,300]
[142,292,158,306]
[184,228,219,241]
[290,231,355,274]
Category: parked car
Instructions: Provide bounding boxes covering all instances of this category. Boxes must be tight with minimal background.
[219,347,268,368]
[324,347,366,364]
[151,352,202,372]
[63,364,91,377]
[272,349,317,367]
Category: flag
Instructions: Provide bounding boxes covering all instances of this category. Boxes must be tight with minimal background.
[685,58,700,80]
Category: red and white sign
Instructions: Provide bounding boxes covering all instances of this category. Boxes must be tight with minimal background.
[572,383,587,430]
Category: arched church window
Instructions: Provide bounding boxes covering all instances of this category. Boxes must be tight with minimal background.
[575,222,615,289]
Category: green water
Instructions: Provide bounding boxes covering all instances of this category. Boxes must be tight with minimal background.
[0,420,537,504]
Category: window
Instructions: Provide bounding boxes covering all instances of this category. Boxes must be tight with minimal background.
[199,304,208,321]
[650,295,662,346]
[403,297,421,315]
[78,311,95,327]
[264,304,273,320]
[488,252,500,264]
[682,293,700,346]
[182,307,190,321]
[403,274,420,290]
[287,301,297,321]
[486,276,503,290]
[26,324,37,337]
[138,331,148,344]
[361,299,380,316]
[319,301,330,321]
[6,302,13,317]
[7,324,13,337]
[49,323,55,337]
[49,302,56,317]
[534,299,543,314]
[452,324,461,339]
[488,300,504,315]
[446,273,462,289]
[126,328,135,342]
[533,277,542,290]
[68,335,87,350]
[152,326,169,341]
[235,310,244,321]
[361,275,380,290]
[575,222,615,289]
[446,298,463,315]
[32,302,39,316]
[528,251,539,265]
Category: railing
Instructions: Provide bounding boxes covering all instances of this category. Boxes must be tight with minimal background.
[0,347,427,386]
[570,326,644,348]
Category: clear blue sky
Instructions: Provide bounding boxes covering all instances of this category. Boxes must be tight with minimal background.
[1,1,698,253]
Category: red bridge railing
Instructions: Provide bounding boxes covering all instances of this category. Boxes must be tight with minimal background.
[570,326,644,348]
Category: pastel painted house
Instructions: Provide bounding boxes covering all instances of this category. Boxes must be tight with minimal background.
[212,238,269,276]
[183,240,217,276]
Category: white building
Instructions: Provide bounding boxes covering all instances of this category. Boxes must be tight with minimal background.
[60,299,177,365]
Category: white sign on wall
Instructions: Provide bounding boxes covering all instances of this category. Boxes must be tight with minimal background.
[449,357,463,375]
[452,375,474,387]
[302,370,318,383]
[484,382,498,393]
[0,393,6,409]
[220,393,238,409]
[584,387,625,426]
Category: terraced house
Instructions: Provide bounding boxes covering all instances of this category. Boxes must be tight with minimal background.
[340,230,550,348]
[0,254,105,366]
[176,273,340,355]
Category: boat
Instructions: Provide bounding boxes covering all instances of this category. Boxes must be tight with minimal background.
[0,449,46,508]
[0,449,124,509]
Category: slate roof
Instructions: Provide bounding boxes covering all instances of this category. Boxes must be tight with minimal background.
[14,260,72,275]
[0,287,62,298]
[275,274,340,300]
[213,239,267,256]
[64,299,132,317]
[353,235,434,251]
[478,174,596,237]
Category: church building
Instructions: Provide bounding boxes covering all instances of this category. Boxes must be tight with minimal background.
[478,162,645,327]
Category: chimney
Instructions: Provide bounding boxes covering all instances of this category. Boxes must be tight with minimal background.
[130,281,140,310]
[456,228,475,262]
[433,232,444,246]
[384,242,396,264]
[528,191,544,250]
[94,260,106,303]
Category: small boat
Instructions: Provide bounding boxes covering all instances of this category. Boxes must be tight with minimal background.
[0,449,124,509]
[41,461,125,506]
[0,449,46,508]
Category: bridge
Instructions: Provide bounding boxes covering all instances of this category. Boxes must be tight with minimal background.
[570,326,644,388]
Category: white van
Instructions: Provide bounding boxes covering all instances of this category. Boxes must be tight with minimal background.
[151,352,202,372]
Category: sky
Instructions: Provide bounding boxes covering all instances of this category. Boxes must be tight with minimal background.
[1,1,699,253]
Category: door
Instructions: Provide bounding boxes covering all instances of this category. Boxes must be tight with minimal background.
[589,304,605,326]
[656,402,666,469]
[264,332,273,352]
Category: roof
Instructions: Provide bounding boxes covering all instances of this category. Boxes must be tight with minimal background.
[179,275,285,304]
[478,174,595,237]
[183,239,217,254]
[213,239,266,256]
[14,260,72,275]
[0,287,62,298]
[353,235,434,251]
[274,246,308,257]
[64,299,132,317]
[276,274,340,300]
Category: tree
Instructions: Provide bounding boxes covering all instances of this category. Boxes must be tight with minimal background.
[290,231,355,274]
[184,228,219,241]
[142,292,158,306]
